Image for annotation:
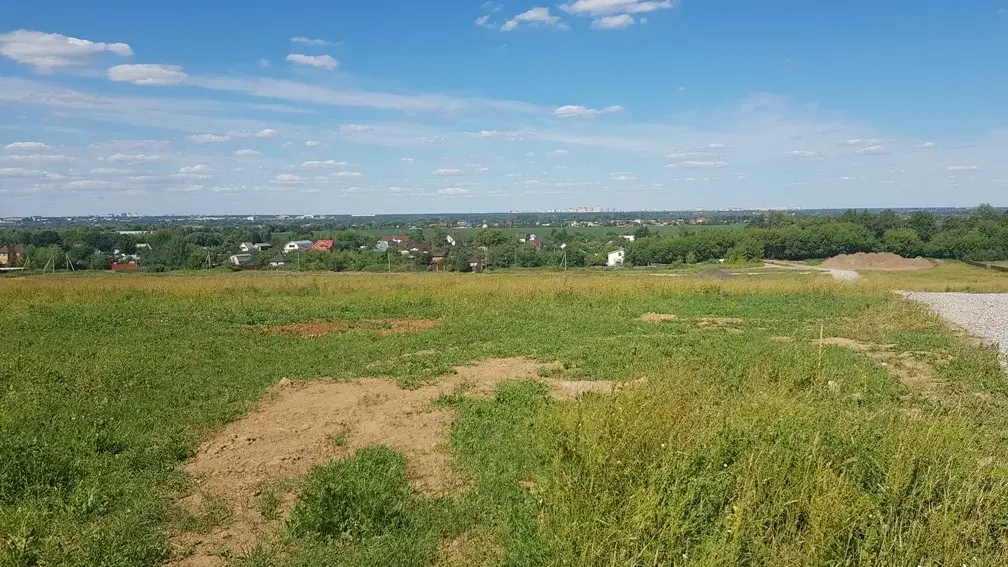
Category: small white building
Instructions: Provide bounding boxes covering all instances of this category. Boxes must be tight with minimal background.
[607,249,625,267]
[620,234,636,242]
[239,242,272,252]
[283,240,314,253]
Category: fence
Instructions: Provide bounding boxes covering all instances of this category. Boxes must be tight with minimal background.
[964,260,1008,273]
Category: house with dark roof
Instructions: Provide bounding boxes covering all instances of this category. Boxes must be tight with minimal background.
[445,233,468,247]
[0,245,24,267]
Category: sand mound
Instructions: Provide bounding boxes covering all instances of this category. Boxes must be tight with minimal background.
[168,358,631,566]
[822,252,935,271]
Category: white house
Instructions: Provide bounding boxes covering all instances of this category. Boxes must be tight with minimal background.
[240,242,272,252]
[607,249,625,267]
[283,240,314,253]
[620,234,636,242]
[230,253,253,266]
[239,242,255,253]
[268,255,287,267]
[375,240,391,252]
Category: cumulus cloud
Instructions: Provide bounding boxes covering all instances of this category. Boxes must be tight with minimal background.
[475,15,494,28]
[0,29,132,72]
[274,173,303,183]
[256,129,277,138]
[919,141,936,149]
[546,149,570,157]
[340,124,373,133]
[502,7,568,31]
[786,150,820,158]
[553,104,623,118]
[4,141,52,152]
[437,187,471,196]
[432,168,464,176]
[302,160,350,167]
[233,149,261,157]
[65,180,118,190]
[947,165,979,171]
[104,153,163,164]
[0,167,45,177]
[856,145,889,155]
[179,164,212,174]
[591,14,635,29]
[286,53,339,70]
[1,153,70,162]
[333,171,363,178]
[107,64,186,85]
[258,58,270,68]
[291,37,339,46]
[666,160,729,169]
[401,157,414,164]
[305,140,322,147]
[559,0,675,16]
[468,130,502,138]
[187,133,230,143]
[610,172,638,181]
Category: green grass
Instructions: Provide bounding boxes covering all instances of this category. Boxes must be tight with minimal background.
[1,271,1007,566]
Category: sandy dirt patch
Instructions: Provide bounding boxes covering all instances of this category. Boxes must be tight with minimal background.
[818,337,942,397]
[167,357,630,566]
[822,252,937,271]
[257,318,438,337]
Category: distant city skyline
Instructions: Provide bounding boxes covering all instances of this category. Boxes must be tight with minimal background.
[1,1,1007,216]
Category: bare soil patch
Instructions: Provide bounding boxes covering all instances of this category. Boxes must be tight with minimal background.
[168,357,630,566]
[822,252,937,271]
[640,313,679,322]
[818,337,942,398]
[259,318,438,337]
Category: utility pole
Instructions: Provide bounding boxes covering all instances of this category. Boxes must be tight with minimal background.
[387,251,391,273]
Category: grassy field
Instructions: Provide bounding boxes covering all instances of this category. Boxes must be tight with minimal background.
[2,266,1008,566]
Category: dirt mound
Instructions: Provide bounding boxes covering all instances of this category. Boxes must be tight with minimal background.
[822,252,935,271]
[168,358,631,566]
[260,318,438,337]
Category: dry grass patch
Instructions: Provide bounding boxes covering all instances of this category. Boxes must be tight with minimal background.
[255,318,438,337]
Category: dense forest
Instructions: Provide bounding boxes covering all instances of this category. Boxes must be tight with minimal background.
[1,205,1006,272]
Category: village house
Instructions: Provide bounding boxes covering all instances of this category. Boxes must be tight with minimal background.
[311,240,334,253]
[516,232,538,243]
[283,240,314,253]
[607,249,626,267]
[239,242,272,253]
[445,233,467,247]
[0,244,24,267]
[382,234,409,245]
[229,253,253,266]
[268,255,287,267]
[620,234,636,242]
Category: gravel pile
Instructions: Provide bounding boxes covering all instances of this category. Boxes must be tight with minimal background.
[900,292,1008,365]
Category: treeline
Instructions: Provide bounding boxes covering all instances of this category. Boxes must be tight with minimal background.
[630,205,1008,265]
[1,205,1005,272]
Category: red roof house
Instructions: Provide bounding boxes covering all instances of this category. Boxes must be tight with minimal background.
[311,240,335,252]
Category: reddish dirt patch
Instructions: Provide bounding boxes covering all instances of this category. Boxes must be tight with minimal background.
[262,318,438,337]
[822,252,937,271]
[167,358,631,566]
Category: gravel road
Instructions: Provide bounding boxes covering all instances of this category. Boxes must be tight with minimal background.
[900,291,1008,365]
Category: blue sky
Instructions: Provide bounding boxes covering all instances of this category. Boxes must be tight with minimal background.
[1,0,1006,216]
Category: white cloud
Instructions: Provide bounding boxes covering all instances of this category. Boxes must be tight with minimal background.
[0,167,44,177]
[469,129,502,138]
[546,149,570,157]
[559,0,675,16]
[1,152,70,161]
[432,168,464,176]
[258,58,270,68]
[476,15,493,28]
[333,171,363,178]
[187,133,230,143]
[838,138,882,146]
[857,145,889,155]
[274,173,303,183]
[65,180,118,190]
[484,1,504,11]
[286,53,339,70]
[233,149,261,157]
[91,168,133,175]
[105,153,163,164]
[947,165,979,171]
[610,172,638,181]
[502,7,568,31]
[999,8,1008,15]
[302,160,350,167]
[553,104,623,118]
[179,164,212,174]
[4,141,52,152]
[0,29,132,72]
[667,160,729,168]
[786,150,820,158]
[107,64,186,85]
[256,128,277,138]
[291,37,338,46]
[341,124,373,133]
[592,14,635,29]
[401,157,414,164]
[437,187,471,196]
[305,140,322,147]
[919,141,936,149]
